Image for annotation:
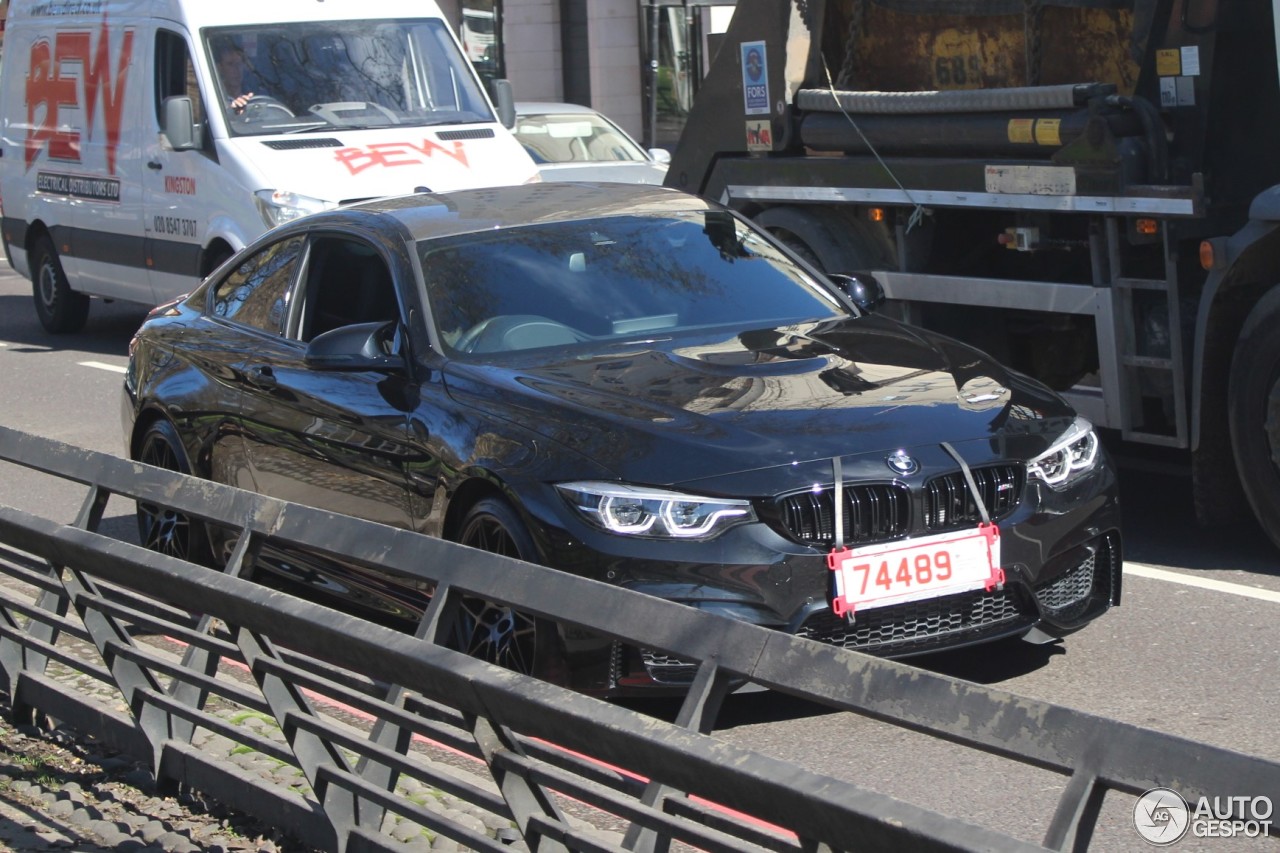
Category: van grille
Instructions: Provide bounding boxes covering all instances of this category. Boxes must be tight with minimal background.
[436,129,496,141]
[261,138,343,150]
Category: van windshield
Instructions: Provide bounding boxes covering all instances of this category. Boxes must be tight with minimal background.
[206,19,494,136]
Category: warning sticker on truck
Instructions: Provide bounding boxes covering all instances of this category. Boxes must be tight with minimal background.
[985,165,1076,196]
[1007,119,1034,144]
[745,120,772,151]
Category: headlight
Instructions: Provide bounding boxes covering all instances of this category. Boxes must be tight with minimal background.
[254,189,334,227]
[557,482,754,539]
[1027,416,1099,488]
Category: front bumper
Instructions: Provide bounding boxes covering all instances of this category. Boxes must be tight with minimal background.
[530,447,1121,694]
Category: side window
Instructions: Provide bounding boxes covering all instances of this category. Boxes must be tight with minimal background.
[299,238,400,342]
[211,237,306,332]
[154,29,206,129]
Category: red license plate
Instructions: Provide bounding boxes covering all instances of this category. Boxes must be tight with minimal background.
[827,524,1004,617]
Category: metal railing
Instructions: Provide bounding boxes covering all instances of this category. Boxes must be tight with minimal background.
[0,424,1275,852]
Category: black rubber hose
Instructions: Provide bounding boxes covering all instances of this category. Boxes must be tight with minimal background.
[1105,94,1169,182]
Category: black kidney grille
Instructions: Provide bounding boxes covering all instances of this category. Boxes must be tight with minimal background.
[924,464,1024,530]
[777,483,909,546]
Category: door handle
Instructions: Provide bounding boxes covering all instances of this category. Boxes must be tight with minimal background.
[246,365,277,389]
[147,161,163,170]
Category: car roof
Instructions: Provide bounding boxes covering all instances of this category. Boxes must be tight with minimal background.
[339,183,708,242]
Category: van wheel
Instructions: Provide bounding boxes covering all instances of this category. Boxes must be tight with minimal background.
[452,497,566,682]
[32,235,89,334]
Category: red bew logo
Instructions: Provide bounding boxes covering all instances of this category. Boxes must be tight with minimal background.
[25,19,134,175]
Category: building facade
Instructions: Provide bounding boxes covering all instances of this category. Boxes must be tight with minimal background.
[439,0,735,151]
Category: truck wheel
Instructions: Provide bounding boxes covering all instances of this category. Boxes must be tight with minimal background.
[32,235,89,334]
[754,206,887,274]
[1227,286,1280,549]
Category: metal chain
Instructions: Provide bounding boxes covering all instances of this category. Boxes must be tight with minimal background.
[836,0,864,88]
[1024,0,1044,86]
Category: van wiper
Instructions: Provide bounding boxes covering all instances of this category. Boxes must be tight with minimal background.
[281,122,339,135]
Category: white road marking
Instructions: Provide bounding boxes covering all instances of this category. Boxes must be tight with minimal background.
[79,361,127,374]
[1126,562,1280,604]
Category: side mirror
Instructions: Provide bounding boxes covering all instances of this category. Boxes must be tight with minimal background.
[162,96,199,151]
[828,273,885,314]
[649,148,672,165]
[305,321,405,372]
[490,79,517,130]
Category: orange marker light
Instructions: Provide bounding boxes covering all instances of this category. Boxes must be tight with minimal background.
[867,208,885,222]
[1136,218,1158,235]
[1199,240,1214,270]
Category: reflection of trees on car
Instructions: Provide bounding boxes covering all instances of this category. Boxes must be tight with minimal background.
[422,212,829,355]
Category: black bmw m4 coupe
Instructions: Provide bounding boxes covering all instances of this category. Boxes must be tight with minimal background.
[124,182,1120,694]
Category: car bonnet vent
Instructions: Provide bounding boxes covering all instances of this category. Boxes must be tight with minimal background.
[261,138,343,150]
[435,128,495,141]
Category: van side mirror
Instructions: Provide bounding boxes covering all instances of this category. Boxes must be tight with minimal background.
[162,96,199,151]
[490,79,516,129]
[828,273,886,313]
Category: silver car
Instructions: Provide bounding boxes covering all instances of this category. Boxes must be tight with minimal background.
[514,102,670,185]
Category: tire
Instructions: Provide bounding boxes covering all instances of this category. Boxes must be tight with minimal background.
[452,497,564,680]
[202,245,234,278]
[754,205,889,274]
[31,235,89,334]
[135,420,211,564]
[1227,285,1280,550]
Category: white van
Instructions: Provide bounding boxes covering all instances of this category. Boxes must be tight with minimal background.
[0,0,539,333]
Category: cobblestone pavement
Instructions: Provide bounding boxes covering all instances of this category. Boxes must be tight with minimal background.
[0,713,296,852]
[0,648,631,853]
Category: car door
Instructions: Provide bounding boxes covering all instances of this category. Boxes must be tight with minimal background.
[237,233,426,618]
[144,27,219,303]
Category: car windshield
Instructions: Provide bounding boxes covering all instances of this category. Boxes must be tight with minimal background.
[514,112,648,164]
[205,20,493,137]
[421,210,849,357]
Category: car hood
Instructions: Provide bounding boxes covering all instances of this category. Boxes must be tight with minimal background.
[535,162,669,186]
[442,315,1076,487]
[224,124,539,200]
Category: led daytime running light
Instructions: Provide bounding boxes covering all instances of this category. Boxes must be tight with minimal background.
[559,482,753,539]
[1027,417,1099,488]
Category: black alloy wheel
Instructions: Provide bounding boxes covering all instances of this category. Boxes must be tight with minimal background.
[135,420,209,564]
[453,497,558,678]
[1228,285,1280,551]
[31,234,89,334]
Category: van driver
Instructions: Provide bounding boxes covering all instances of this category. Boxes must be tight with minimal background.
[214,42,255,113]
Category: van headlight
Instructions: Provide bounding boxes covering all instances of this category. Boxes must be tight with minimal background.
[557,482,754,539]
[1027,417,1099,488]
[254,189,334,227]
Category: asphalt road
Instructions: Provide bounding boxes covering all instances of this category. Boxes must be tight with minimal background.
[0,266,1276,851]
